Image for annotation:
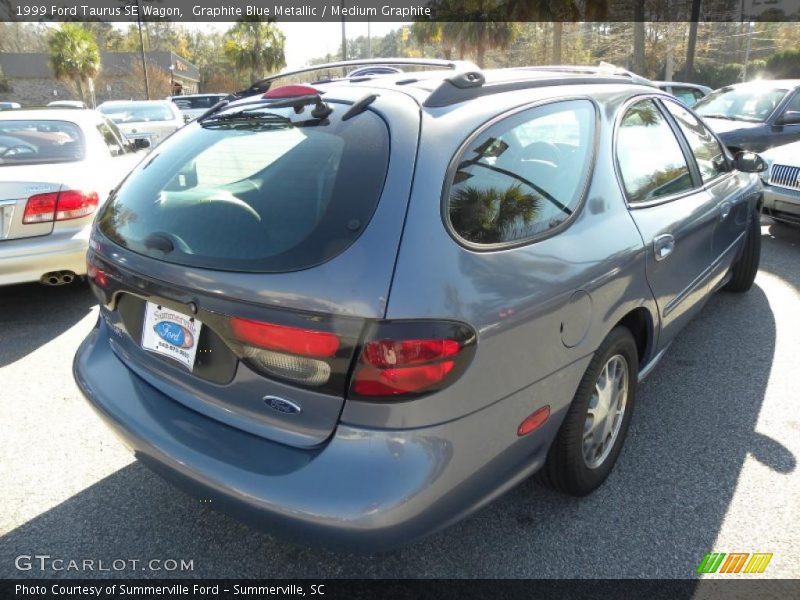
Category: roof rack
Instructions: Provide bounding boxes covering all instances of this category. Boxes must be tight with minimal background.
[423,66,656,108]
[235,58,479,98]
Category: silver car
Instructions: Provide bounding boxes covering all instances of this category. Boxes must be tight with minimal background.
[0,109,145,286]
[97,100,184,148]
[74,61,767,551]
[169,94,229,121]
[761,139,800,225]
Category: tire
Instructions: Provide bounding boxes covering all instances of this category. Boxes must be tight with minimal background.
[723,209,761,293]
[539,327,638,496]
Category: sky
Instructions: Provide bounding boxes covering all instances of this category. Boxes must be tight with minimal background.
[191,21,408,69]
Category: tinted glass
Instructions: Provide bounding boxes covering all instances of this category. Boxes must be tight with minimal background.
[617,100,693,203]
[695,86,788,122]
[447,99,595,245]
[0,120,84,166]
[673,87,702,106]
[663,100,728,182]
[172,96,226,110]
[99,103,176,123]
[97,104,390,272]
[97,122,125,157]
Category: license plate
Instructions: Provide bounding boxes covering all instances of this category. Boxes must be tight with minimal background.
[141,302,202,371]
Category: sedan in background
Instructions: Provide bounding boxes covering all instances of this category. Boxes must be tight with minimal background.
[0,102,21,110]
[169,94,229,121]
[761,139,800,226]
[0,109,146,286]
[694,80,800,153]
[97,100,184,148]
[654,81,712,106]
[47,100,87,109]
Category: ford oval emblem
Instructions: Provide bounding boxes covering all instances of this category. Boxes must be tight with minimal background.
[264,396,302,415]
[153,321,194,348]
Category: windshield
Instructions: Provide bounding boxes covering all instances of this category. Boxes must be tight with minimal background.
[97,103,390,272]
[695,86,788,122]
[98,103,175,124]
[0,119,85,166]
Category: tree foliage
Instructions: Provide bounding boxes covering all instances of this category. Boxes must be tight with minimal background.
[47,23,101,106]
[224,17,286,84]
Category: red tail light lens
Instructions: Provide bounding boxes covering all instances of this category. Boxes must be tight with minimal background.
[230,317,340,358]
[22,192,58,223]
[350,321,476,399]
[87,263,108,288]
[55,190,99,220]
[23,190,98,224]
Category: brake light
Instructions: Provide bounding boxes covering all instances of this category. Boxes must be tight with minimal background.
[230,318,339,358]
[55,190,99,220]
[350,322,476,399]
[23,190,98,224]
[263,84,321,99]
[87,262,107,288]
[22,192,57,223]
[230,317,342,387]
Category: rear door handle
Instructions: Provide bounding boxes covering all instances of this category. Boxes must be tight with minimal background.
[718,200,732,221]
[654,234,675,261]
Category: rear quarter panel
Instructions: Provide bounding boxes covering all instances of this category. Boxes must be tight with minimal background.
[341,86,660,429]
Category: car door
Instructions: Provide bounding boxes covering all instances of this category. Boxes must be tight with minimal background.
[768,89,800,148]
[617,98,717,348]
[660,98,754,290]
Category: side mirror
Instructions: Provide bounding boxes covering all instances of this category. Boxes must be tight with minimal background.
[776,110,800,126]
[734,151,767,173]
[132,138,151,150]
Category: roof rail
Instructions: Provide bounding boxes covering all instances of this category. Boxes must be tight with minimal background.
[235,58,479,98]
[514,65,655,87]
[423,71,655,108]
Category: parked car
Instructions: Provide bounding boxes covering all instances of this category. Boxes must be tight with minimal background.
[694,80,800,152]
[654,81,711,106]
[0,109,147,286]
[168,94,229,121]
[0,102,21,110]
[47,100,87,109]
[74,61,766,551]
[97,100,184,147]
[760,139,800,226]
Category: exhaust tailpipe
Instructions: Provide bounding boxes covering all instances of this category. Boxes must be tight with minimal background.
[40,270,77,286]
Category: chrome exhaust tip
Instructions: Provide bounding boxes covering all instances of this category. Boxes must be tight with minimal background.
[40,271,77,286]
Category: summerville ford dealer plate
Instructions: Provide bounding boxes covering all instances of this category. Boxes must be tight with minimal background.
[141,302,202,370]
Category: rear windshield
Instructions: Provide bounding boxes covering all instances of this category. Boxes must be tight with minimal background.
[172,96,226,110]
[99,103,175,124]
[0,120,85,166]
[97,103,390,272]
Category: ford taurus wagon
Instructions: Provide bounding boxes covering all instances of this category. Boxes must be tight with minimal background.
[74,61,766,551]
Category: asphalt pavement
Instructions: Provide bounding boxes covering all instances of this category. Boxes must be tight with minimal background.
[1,218,798,579]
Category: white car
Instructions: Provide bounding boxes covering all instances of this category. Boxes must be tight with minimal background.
[97,100,184,148]
[761,140,800,226]
[47,100,87,109]
[168,94,228,121]
[0,109,146,286]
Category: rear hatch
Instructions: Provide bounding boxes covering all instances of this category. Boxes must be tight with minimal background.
[88,88,422,448]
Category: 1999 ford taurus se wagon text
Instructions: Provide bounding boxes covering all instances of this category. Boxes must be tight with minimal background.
[73,60,767,551]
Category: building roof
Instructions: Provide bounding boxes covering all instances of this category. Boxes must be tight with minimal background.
[0,51,199,82]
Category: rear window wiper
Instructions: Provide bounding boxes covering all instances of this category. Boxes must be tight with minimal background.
[199,111,292,128]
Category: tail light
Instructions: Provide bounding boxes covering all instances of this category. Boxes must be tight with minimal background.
[23,190,98,224]
[229,317,343,387]
[350,321,476,399]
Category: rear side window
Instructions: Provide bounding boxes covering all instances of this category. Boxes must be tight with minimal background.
[97,105,390,272]
[97,122,126,157]
[446,99,596,246]
[662,99,728,182]
[0,120,85,166]
[617,99,693,203]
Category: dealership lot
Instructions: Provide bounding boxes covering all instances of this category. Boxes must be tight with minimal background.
[0,218,798,578]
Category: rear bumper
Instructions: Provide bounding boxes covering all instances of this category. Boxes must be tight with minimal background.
[0,227,89,286]
[74,319,576,551]
[763,184,800,224]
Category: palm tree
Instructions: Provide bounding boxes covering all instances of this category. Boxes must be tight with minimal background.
[449,183,541,244]
[224,17,286,84]
[48,24,101,106]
